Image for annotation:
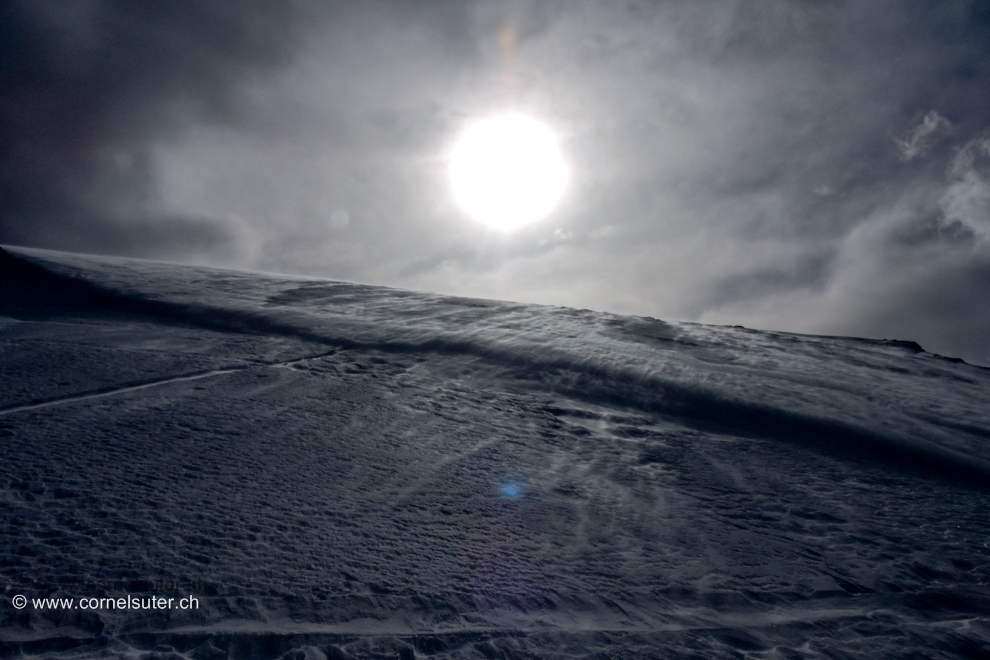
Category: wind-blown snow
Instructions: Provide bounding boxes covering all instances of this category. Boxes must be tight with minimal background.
[1,246,988,659]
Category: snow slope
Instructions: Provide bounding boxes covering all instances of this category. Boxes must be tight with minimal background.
[1,245,988,659]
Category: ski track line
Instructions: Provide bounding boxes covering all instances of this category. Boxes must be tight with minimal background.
[391,434,502,507]
[0,349,339,417]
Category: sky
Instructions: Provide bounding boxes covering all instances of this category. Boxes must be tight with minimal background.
[2,0,990,365]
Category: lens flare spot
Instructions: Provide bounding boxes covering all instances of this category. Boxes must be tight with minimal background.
[499,481,523,499]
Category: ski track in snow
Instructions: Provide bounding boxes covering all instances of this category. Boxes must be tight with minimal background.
[1,246,989,659]
[0,368,244,417]
[0,350,339,418]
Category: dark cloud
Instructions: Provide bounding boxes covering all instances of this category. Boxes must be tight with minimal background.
[0,0,332,255]
[3,0,990,364]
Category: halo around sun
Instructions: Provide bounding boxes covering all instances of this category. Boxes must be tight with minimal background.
[449,114,567,231]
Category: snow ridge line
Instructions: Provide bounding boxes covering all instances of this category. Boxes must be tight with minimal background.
[4,248,990,488]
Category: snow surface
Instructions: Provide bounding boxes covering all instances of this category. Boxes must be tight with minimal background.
[1,245,989,659]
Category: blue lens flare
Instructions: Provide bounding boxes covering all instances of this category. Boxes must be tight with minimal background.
[499,481,523,499]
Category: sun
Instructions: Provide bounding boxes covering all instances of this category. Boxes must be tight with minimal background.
[449,114,568,231]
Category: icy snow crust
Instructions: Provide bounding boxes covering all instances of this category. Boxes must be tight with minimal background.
[1,246,988,659]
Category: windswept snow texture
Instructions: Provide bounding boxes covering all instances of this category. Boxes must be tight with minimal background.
[1,246,989,660]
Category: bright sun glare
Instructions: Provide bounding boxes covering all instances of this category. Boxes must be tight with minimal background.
[449,114,567,231]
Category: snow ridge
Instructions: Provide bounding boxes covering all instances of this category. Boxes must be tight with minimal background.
[4,246,989,487]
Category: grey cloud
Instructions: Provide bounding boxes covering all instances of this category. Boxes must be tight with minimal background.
[897,111,953,161]
[0,0,337,258]
[942,134,990,239]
